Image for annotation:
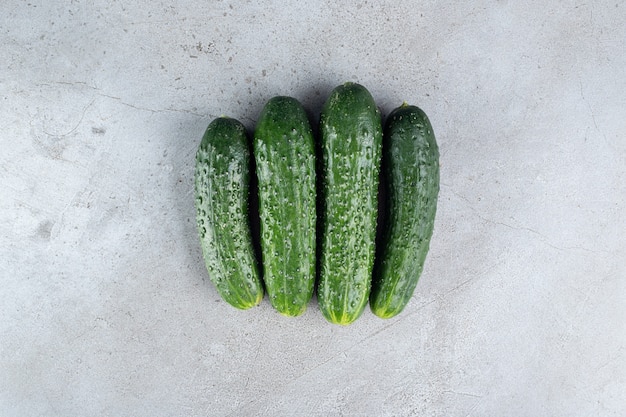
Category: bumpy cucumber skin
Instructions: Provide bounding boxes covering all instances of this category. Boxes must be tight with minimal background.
[318,82,383,325]
[370,104,440,318]
[254,96,316,317]
[194,117,263,309]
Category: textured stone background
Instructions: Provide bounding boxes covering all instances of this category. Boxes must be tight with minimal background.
[1,1,625,416]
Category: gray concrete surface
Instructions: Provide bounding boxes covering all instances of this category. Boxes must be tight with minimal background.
[1,1,625,416]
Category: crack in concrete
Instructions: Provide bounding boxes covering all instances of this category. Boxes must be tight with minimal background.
[35,80,205,118]
[96,92,205,117]
[42,98,94,138]
[446,187,609,255]
[442,389,483,398]
[579,78,614,155]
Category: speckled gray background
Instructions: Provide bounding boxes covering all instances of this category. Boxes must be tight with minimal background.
[1,1,625,416]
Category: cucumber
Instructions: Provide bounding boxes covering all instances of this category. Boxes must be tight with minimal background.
[194,117,263,309]
[253,96,316,316]
[318,82,383,325]
[370,103,440,318]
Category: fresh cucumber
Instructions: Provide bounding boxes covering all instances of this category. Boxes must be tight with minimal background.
[370,103,440,318]
[194,117,263,309]
[254,96,316,316]
[318,82,383,325]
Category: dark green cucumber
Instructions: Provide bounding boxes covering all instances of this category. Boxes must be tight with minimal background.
[194,117,263,309]
[254,96,316,316]
[370,104,440,318]
[318,82,383,325]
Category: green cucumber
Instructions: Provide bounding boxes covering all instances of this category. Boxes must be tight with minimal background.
[318,82,383,325]
[370,103,440,318]
[254,96,316,316]
[194,117,263,309]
